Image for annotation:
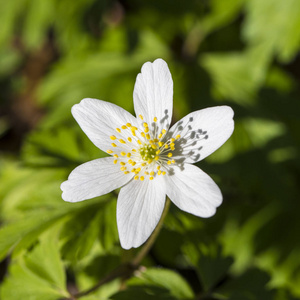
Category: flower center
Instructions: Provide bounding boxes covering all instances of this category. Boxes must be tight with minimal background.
[106,115,180,181]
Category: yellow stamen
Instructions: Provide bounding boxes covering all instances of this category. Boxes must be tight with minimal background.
[162,171,166,175]
[134,175,139,180]
[150,171,155,176]
[121,125,127,130]
[127,153,131,158]
[119,139,126,144]
[107,150,113,154]
[137,140,142,145]
[150,176,154,180]
[154,117,157,122]
[158,170,162,175]
[110,135,117,140]
[120,167,126,171]
[143,122,148,128]
[113,154,118,158]
[162,129,166,134]
[120,162,126,166]
[127,137,132,142]
[116,128,121,133]
[158,142,163,147]
[157,166,161,170]
[144,127,149,133]
[124,171,130,174]
[167,153,172,157]
[146,134,150,140]
[140,176,145,181]
[111,143,117,147]
[175,135,181,139]
[154,156,159,161]
[126,123,131,127]
[114,160,117,164]
[120,152,126,156]
[139,115,143,120]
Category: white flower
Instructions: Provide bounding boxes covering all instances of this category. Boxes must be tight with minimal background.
[61,59,234,249]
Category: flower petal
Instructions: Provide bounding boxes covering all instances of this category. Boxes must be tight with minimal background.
[117,176,166,249]
[165,164,222,218]
[72,98,138,153]
[169,106,234,163]
[61,157,133,202]
[133,59,173,132]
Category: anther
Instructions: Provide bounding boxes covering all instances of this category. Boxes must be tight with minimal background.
[121,125,127,130]
[139,115,143,120]
[154,117,157,122]
[110,135,117,140]
[167,153,172,157]
[107,150,113,154]
[150,177,154,180]
[134,175,139,180]
[175,135,181,139]
[111,143,117,147]
[113,154,118,158]
[127,137,132,142]
[120,162,126,166]
[119,139,126,144]
[154,156,159,161]
[162,171,166,175]
[127,153,131,158]
[116,128,121,133]
[114,160,117,164]
[140,176,145,181]
[126,123,131,127]
[120,152,126,156]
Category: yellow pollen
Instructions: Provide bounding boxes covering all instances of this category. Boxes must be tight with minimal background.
[150,171,155,176]
[158,170,162,175]
[141,132,146,137]
[144,127,149,133]
[143,122,148,128]
[121,125,127,130]
[132,149,137,152]
[140,176,145,181]
[127,153,131,158]
[107,150,113,154]
[132,168,136,173]
[120,152,126,156]
[120,167,126,171]
[110,135,117,140]
[157,166,161,170]
[162,129,166,134]
[158,134,162,139]
[136,167,141,172]
[145,171,149,175]
[167,161,172,165]
[164,144,169,149]
[134,175,139,180]
[154,156,159,161]
[131,161,136,166]
[153,139,159,142]
[139,115,143,120]
[120,162,126,166]
[171,159,175,164]
[146,134,150,140]
[156,150,160,155]
[116,128,121,133]
[111,143,117,147]
[171,138,175,142]
[114,160,117,164]
[158,142,163,147]
[150,176,154,180]
[126,123,131,127]
[131,126,138,131]
[127,137,132,142]
[113,154,118,158]
[124,171,130,174]
[119,139,126,144]
[151,144,157,150]
[167,153,172,157]
[137,140,142,145]
[141,163,146,166]
[162,171,166,175]
[154,117,157,122]
[175,135,181,139]
[132,131,136,137]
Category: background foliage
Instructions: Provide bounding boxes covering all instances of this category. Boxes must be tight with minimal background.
[0,0,300,299]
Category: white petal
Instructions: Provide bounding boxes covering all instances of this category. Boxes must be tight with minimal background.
[133,59,173,132]
[169,106,234,163]
[165,164,222,218]
[117,176,166,249]
[72,98,138,153]
[61,157,133,202]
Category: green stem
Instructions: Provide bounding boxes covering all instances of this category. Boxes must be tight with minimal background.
[68,198,171,300]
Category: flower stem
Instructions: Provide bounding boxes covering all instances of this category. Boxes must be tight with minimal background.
[130,197,171,267]
[67,197,171,300]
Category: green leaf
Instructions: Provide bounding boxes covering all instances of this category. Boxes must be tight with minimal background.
[0,262,68,300]
[24,229,66,291]
[128,268,194,300]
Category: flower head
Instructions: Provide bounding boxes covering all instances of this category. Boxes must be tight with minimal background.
[61,59,234,249]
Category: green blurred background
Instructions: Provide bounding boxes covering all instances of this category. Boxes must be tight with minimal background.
[0,0,300,299]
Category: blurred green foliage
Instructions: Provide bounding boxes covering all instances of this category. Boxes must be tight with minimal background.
[0,0,300,299]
